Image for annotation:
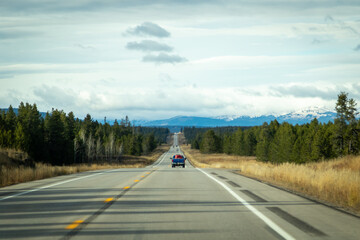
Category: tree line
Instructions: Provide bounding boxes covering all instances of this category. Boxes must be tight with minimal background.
[0,103,169,165]
[184,92,360,163]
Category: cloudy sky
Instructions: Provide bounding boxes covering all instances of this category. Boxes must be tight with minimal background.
[1,1,360,120]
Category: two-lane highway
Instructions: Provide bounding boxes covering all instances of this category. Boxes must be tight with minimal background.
[1,136,360,239]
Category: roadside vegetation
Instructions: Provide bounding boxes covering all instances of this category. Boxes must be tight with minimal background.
[185,92,360,164]
[182,144,360,214]
[0,145,169,187]
[0,103,169,165]
[0,103,170,187]
[182,92,360,214]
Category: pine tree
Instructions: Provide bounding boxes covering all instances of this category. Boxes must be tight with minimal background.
[14,122,25,150]
[200,130,220,153]
[223,134,233,154]
[334,92,359,155]
[63,112,76,164]
[244,130,257,156]
[269,122,295,164]
[232,129,245,155]
[17,103,44,161]
[44,109,66,165]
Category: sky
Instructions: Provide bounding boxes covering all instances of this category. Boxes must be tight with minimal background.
[1,0,360,121]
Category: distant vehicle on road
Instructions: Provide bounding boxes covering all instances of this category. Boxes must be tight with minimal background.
[171,154,186,168]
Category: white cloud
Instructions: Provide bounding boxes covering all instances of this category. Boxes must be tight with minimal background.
[1,1,360,120]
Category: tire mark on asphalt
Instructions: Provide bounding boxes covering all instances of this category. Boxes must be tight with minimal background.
[240,190,267,203]
[217,176,227,180]
[267,207,327,237]
[227,181,241,188]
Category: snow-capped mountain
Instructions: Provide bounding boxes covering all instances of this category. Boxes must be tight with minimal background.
[134,107,337,127]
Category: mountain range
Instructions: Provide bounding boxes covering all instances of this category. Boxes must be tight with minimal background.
[1,106,337,128]
[133,107,337,127]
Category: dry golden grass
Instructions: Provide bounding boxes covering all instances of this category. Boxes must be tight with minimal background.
[0,145,169,188]
[181,144,360,215]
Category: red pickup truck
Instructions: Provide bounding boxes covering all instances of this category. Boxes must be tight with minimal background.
[171,154,186,168]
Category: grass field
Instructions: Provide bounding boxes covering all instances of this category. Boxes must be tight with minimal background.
[0,145,169,187]
[181,144,360,215]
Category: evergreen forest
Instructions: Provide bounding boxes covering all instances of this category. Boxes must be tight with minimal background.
[184,92,360,163]
[0,103,169,165]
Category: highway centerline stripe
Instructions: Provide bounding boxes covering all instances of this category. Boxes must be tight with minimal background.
[65,220,84,230]
[197,168,296,240]
[61,170,155,240]
[104,198,114,203]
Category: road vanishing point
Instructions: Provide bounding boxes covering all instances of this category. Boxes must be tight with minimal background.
[0,134,359,240]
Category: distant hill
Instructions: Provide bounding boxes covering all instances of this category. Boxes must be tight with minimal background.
[1,107,337,128]
[0,108,47,118]
[134,107,337,127]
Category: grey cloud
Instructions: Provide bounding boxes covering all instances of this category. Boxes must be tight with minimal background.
[312,38,327,44]
[126,22,170,38]
[126,40,173,52]
[271,85,338,100]
[325,15,359,36]
[325,15,334,22]
[308,27,318,31]
[0,30,41,40]
[74,43,95,50]
[142,53,187,64]
[354,44,360,51]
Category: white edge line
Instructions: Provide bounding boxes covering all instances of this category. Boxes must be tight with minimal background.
[0,169,118,201]
[197,168,296,240]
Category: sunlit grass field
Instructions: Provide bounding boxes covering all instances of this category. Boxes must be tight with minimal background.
[181,144,360,215]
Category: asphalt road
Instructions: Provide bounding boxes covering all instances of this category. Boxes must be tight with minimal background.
[1,134,359,239]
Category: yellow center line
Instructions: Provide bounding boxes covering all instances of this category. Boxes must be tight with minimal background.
[141,176,145,178]
[66,220,84,230]
[104,197,114,203]
[124,186,130,189]
[134,179,140,182]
